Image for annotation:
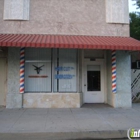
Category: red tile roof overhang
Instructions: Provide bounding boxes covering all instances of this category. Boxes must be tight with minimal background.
[0,34,140,50]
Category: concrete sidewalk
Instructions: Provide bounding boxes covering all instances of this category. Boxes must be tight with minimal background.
[0,104,140,139]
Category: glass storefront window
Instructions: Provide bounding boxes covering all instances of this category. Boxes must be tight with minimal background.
[53,49,77,92]
[25,48,77,93]
[25,48,52,92]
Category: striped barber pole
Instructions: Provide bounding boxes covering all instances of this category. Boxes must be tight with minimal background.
[20,47,25,93]
[112,50,117,93]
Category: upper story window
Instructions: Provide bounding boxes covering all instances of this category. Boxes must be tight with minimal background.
[4,0,30,20]
[106,0,129,24]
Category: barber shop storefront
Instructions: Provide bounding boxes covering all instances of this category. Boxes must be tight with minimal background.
[23,47,105,108]
[23,48,80,108]
[1,34,140,108]
[25,48,77,93]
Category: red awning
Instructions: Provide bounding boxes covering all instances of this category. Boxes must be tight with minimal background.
[0,34,140,50]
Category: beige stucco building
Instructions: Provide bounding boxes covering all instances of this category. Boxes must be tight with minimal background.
[0,0,140,108]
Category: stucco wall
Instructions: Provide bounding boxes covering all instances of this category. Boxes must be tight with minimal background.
[6,47,22,108]
[114,51,132,108]
[0,0,129,36]
[106,50,114,106]
[106,50,132,108]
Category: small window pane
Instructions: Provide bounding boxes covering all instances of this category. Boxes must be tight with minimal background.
[25,62,51,92]
[87,65,101,91]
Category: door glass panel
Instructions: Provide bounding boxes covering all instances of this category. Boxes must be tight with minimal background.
[87,65,101,91]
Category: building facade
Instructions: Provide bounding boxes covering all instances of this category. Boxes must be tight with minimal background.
[0,0,140,108]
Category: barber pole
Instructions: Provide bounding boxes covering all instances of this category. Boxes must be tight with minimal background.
[112,50,117,93]
[20,47,25,93]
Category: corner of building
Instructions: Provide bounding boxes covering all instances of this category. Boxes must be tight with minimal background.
[106,50,132,108]
[114,51,132,108]
[6,47,22,108]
